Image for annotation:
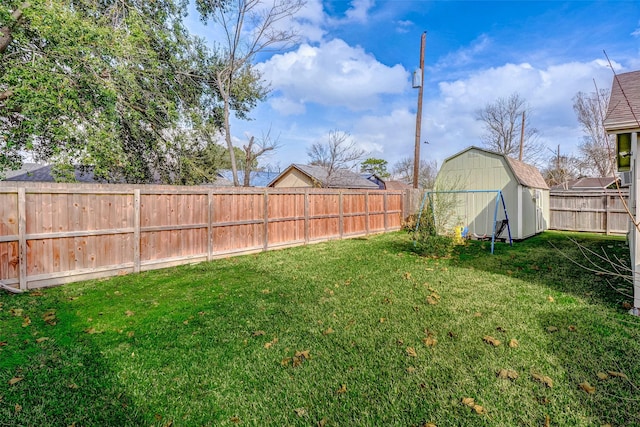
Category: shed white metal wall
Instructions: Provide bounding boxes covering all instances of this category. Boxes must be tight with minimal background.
[434,148,548,240]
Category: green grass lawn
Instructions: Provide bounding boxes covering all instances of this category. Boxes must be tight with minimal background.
[1,231,639,426]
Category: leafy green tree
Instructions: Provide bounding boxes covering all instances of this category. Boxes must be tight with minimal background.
[360,158,391,178]
[0,1,244,183]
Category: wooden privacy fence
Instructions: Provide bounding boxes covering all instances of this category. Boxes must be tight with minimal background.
[0,183,408,291]
[549,189,630,235]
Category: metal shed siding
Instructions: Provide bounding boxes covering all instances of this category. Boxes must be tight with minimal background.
[435,148,548,240]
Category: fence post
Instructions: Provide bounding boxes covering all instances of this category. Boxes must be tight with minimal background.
[18,187,27,290]
[339,191,344,238]
[133,189,140,273]
[605,194,610,235]
[207,190,213,261]
[263,190,269,251]
[384,192,389,231]
[304,191,309,244]
[365,192,370,236]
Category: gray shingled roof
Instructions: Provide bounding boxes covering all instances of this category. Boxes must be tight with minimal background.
[505,157,549,190]
[604,70,640,132]
[3,164,99,183]
[551,177,617,190]
[275,164,380,189]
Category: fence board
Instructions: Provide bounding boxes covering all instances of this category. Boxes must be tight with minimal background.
[0,183,407,290]
[549,189,629,235]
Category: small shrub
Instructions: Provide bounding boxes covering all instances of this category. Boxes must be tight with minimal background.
[411,205,458,257]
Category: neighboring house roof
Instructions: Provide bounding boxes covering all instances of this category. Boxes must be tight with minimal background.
[218,170,281,187]
[269,164,380,189]
[384,180,413,190]
[444,146,549,190]
[551,177,618,190]
[361,173,385,189]
[3,163,46,180]
[3,164,99,183]
[604,70,640,132]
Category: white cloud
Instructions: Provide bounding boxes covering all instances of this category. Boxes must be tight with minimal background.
[345,0,375,23]
[423,59,616,164]
[435,34,492,69]
[257,39,409,112]
[395,20,414,34]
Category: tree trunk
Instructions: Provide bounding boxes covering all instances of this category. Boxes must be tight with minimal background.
[0,3,29,54]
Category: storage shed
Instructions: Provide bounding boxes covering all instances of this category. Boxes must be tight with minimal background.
[434,146,549,240]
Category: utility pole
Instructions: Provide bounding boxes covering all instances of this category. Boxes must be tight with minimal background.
[413,31,426,189]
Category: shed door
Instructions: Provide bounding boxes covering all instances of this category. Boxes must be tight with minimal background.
[535,189,544,233]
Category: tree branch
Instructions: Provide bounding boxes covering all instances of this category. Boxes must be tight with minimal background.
[0,3,30,54]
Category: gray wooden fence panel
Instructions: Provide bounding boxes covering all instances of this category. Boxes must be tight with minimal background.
[549,189,630,235]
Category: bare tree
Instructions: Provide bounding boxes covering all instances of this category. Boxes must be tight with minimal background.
[392,158,438,189]
[476,92,544,164]
[307,130,366,187]
[541,146,582,187]
[241,128,280,186]
[573,89,616,177]
[196,0,305,186]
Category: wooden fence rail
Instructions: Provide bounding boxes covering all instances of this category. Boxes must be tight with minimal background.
[0,183,408,291]
[549,189,630,235]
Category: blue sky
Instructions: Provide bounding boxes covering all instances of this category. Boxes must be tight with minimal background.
[186,0,640,174]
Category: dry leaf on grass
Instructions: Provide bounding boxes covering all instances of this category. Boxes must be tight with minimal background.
[261,289,270,294]
[547,296,555,302]
[407,367,416,373]
[426,296,438,305]
[252,330,266,337]
[568,325,577,332]
[230,416,240,423]
[8,377,23,386]
[323,327,334,335]
[10,308,23,317]
[496,326,507,333]
[422,337,437,347]
[403,272,412,280]
[546,326,558,333]
[473,405,486,414]
[597,372,609,380]
[608,371,628,380]
[379,318,385,323]
[483,336,501,346]
[294,407,307,417]
[544,415,550,427]
[318,418,328,427]
[532,373,553,388]
[84,327,102,334]
[579,381,596,394]
[295,350,311,360]
[474,312,482,317]
[0,341,7,346]
[125,310,135,317]
[14,403,21,413]
[336,384,347,394]
[36,337,49,343]
[461,397,475,407]
[622,302,633,309]
[422,423,437,427]
[508,338,519,348]
[406,347,417,357]
[42,310,57,325]
[21,317,31,327]
[68,383,79,389]
[497,369,519,380]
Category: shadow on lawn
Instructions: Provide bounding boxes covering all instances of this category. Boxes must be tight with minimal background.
[0,292,146,427]
[450,232,631,309]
